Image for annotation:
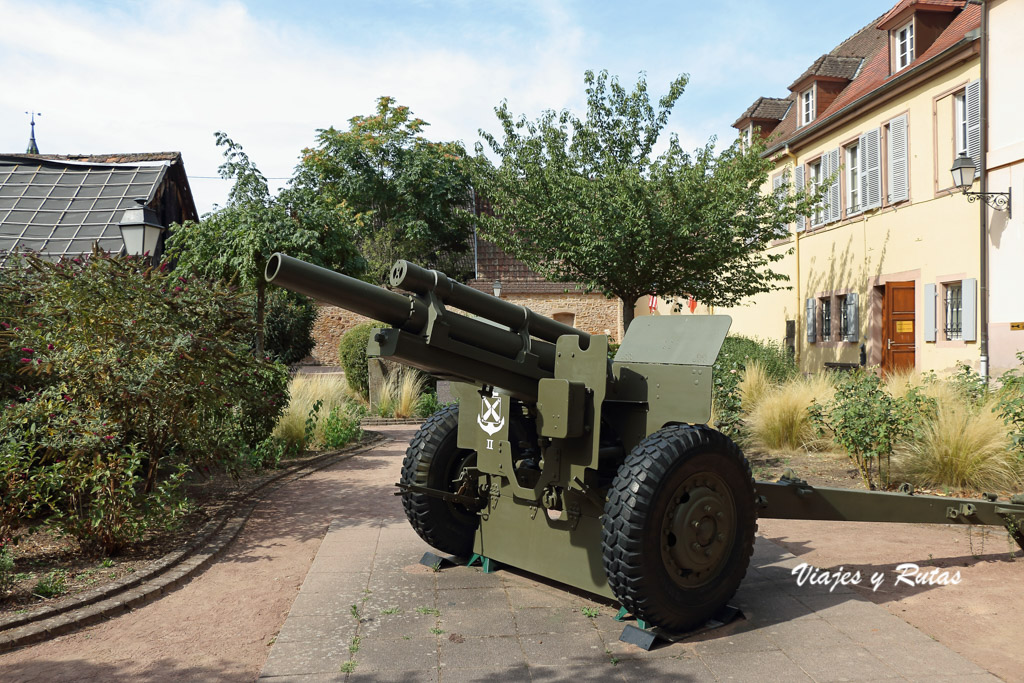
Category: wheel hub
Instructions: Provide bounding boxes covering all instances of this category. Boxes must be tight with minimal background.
[661,473,735,587]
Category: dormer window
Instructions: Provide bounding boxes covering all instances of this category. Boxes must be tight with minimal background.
[896,21,914,70]
[801,87,815,127]
[744,125,753,147]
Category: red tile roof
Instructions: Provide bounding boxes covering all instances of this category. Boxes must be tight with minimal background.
[877,0,964,30]
[739,1,980,153]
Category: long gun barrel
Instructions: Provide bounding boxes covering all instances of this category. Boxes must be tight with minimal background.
[264,253,590,400]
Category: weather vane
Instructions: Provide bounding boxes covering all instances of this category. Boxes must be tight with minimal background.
[25,110,42,154]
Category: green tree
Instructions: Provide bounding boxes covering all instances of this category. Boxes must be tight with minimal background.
[167,132,364,354]
[474,70,822,330]
[299,97,476,283]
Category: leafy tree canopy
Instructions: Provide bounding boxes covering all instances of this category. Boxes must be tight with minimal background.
[299,97,476,283]
[167,132,364,353]
[473,70,823,329]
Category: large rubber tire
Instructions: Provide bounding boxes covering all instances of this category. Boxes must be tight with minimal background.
[602,424,757,632]
[400,404,479,556]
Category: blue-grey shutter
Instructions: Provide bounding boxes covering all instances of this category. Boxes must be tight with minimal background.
[806,298,816,343]
[793,165,805,232]
[924,283,936,342]
[845,292,859,342]
[860,128,882,210]
[966,79,981,177]
[888,114,909,203]
[962,278,977,342]
[827,148,841,223]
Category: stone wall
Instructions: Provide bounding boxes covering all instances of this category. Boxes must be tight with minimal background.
[309,293,623,365]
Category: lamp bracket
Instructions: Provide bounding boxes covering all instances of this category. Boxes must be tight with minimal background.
[963,188,1012,219]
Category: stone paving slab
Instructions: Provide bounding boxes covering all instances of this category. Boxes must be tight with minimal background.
[259,427,1001,682]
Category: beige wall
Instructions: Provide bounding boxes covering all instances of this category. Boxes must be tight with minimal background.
[986,0,1024,375]
[309,293,622,365]
[644,56,985,376]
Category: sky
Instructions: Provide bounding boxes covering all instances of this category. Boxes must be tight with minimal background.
[0,0,899,215]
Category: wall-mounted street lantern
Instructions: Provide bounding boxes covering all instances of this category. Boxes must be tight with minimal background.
[493,278,502,298]
[951,153,1012,218]
[118,197,164,260]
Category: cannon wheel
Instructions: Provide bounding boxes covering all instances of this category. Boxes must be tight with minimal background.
[400,404,479,556]
[602,424,757,632]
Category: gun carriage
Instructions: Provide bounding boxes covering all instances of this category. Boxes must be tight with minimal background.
[266,253,1024,632]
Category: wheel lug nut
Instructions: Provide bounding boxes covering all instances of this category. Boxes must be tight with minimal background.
[692,521,700,528]
[716,533,724,542]
[691,542,700,550]
[716,512,723,519]
[704,505,711,513]
[705,549,712,557]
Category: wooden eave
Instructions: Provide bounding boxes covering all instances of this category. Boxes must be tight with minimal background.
[877,3,957,31]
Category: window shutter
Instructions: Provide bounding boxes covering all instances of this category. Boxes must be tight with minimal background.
[859,128,882,210]
[924,283,936,342]
[827,148,841,223]
[966,79,981,177]
[806,298,817,343]
[845,292,859,342]
[888,114,909,203]
[793,165,805,232]
[962,278,977,342]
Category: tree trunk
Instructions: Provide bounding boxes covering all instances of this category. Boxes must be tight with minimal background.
[621,296,635,333]
[256,276,266,356]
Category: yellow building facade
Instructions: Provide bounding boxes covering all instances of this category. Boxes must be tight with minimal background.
[720,1,986,376]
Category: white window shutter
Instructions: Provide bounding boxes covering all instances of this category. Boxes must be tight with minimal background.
[828,148,841,223]
[888,114,909,203]
[806,298,817,343]
[966,79,981,177]
[962,278,977,342]
[845,292,859,342]
[924,283,936,342]
[859,128,882,210]
[793,165,806,232]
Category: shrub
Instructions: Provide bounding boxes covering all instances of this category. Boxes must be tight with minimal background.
[712,336,798,438]
[0,250,288,551]
[263,290,317,366]
[746,373,835,452]
[416,392,447,418]
[321,405,364,449]
[0,543,14,594]
[809,370,933,489]
[338,323,376,399]
[893,398,1021,492]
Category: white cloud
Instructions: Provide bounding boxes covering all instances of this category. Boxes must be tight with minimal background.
[0,0,589,213]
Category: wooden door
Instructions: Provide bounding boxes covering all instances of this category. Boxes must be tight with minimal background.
[882,281,915,375]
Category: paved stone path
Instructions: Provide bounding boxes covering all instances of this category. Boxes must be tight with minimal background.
[260,426,1000,682]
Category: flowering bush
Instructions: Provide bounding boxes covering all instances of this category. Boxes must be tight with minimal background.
[0,249,289,551]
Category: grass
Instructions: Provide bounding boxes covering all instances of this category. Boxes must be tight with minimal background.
[273,374,358,452]
[737,359,773,414]
[581,607,600,618]
[415,606,440,616]
[745,373,835,452]
[33,569,68,598]
[376,366,429,419]
[892,397,1022,492]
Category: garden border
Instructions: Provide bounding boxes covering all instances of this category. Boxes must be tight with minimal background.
[0,432,386,654]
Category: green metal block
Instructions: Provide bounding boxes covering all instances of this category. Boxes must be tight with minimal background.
[536,377,586,438]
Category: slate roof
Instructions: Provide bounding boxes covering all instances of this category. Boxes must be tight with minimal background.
[0,153,197,264]
[738,0,980,152]
[733,97,793,128]
[788,54,864,90]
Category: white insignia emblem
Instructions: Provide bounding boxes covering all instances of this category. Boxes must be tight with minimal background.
[477,396,505,436]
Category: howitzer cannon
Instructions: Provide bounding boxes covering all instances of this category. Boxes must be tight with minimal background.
[266,253,1024,632]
